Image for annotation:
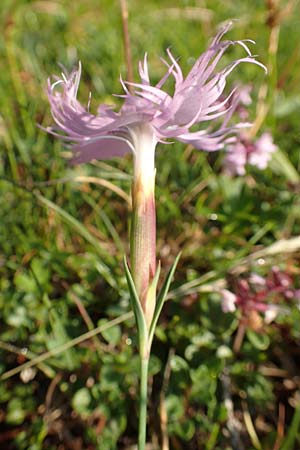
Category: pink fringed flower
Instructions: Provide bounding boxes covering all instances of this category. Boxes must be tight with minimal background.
[45,22,265,328]
[45,22,265,165]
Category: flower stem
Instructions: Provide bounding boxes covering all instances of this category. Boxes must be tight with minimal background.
[138,355,149,450]
[126,124,158,449]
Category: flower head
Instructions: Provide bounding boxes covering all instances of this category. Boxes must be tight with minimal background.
[45,22,265,164]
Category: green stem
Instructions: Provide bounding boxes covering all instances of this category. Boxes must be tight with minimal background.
[138,355,149,450]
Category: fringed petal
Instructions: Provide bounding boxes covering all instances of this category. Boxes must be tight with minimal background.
[44,22,266,163]
[71,135,133,164]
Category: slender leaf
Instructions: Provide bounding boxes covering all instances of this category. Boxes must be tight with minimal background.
[123,257,148,353]
[149,252,181,346]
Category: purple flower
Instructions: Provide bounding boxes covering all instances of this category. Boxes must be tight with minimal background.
[45,22,265,165]
[248,132,277,169]
[223,139,248,176]
[220,280,281,324]
[219,266,300,325]
[223,132,277,176]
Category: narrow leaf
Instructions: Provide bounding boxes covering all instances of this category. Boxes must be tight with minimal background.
[147,262,161,299]
[144,262,161,327]
[149,252,181,346]
[123,257,148,351]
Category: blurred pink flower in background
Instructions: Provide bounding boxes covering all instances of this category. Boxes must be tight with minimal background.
[220,266,299,324]
[223,132,277,176]
[218,84,277,176]
[220,289,237,313]
[248,133,277,169]
[267,266,300,301]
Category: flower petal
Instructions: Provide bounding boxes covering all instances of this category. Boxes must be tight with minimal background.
[71,135,133,164]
